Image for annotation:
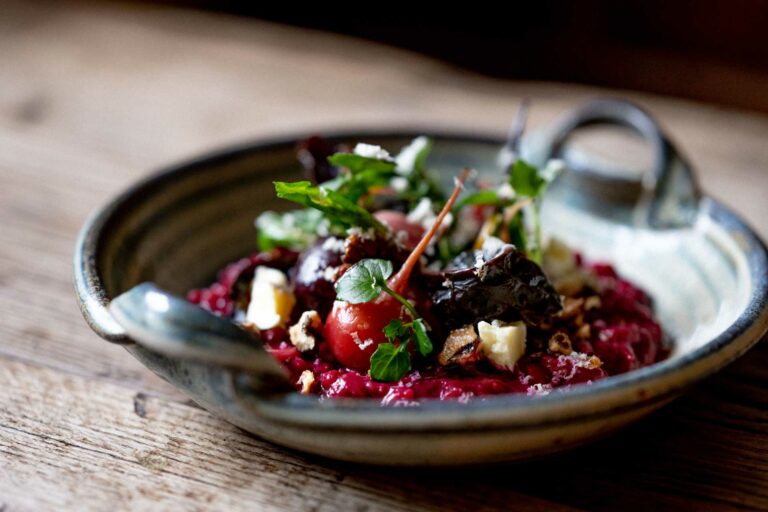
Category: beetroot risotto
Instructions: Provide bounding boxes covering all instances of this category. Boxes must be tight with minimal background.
[188,135,669,405]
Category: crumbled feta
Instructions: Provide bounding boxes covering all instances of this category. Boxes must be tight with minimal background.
[347,226,376,240]
[497,182,515,200]
[407,198,453,232]
[245,266,296,329]
[321,266,339,282]
[528,383,553,396]
[351,332,374,350]
[390,176,409,192]
[477,320,527,371]
[353,143,393,161]
[321,236,346,253]
[406,198,434,225]
[394,136,429,175]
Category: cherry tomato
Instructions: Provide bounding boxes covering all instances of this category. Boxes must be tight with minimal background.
[323,294,406,371]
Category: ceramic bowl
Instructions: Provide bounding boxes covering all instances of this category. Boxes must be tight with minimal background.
[74,99,768,465]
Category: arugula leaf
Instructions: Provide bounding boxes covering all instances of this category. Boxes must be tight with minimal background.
[510,159,546,197]
[383,319,409,342]
[328,153,396,174]
[411,318,432,356]
[274,181,387,234]
[334,259,393,304]
[255,209,324,251]
[370,342,411,382]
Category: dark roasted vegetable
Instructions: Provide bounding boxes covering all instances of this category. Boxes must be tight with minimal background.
[430,245,562,329]
[291,238,345,318]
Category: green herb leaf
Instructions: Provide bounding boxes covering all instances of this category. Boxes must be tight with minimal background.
[255,209,324,251]
[334,259,393,304]
[370,342,411,382]
[274,181,387,234]
[411,318,433,356]
[383,319,409,342]
[328,153,396,174]
[510,159,546,198]
[453,189,515,212]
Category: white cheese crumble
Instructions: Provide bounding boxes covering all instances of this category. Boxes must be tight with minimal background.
[347,226,376,240]
[477,320,527,371]
[351,332,374,350]
[245,266,296,330]
[407,198,453,232]
[394,136,429,175]
[321,236,346,253]
[497,182,515,200]
[390,176,409,192]
[353,143,393,161]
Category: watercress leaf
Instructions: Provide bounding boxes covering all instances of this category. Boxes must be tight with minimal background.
[274,181,387,234]
[510,159,546,198]
[411,318,433,356]
[370,342,411,382]
[334,259,393,304]
[328,153,396,174]
[383,319,409,342]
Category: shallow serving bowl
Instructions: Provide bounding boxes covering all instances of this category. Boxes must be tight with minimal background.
[74,100,768,465]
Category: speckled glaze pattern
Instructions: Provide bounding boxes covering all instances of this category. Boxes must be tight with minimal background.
[73,102,768,465]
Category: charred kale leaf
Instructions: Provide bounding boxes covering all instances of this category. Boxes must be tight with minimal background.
[430,245,562,329]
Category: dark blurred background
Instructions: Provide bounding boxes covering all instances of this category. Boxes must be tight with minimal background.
[152,0,768,113]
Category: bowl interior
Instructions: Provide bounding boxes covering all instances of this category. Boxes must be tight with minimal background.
[97,134,753,365]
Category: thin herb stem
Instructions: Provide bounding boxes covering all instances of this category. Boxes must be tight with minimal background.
[531,200,543,264]
[381,284,421,320]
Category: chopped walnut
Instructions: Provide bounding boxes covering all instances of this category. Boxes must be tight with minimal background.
[548,331,573,355]
[297,370,316,394]
[558,297,585,319]
[584,295,602,310]
[288,310,322,352]
[438,325,481,366]
[342,230,408,266]
[576,323,591,340]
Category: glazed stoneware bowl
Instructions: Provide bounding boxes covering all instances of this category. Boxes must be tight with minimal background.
[74,99,768,465]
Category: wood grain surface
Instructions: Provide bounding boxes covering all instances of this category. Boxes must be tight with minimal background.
[1,2,767,510]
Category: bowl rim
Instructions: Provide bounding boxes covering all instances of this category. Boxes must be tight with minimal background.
[74,128,768,428]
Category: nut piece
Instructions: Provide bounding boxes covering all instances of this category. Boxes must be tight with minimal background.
[548,331,573,355]
[297,370,316,395]
[438,325,480,366]
[289,310,322,352]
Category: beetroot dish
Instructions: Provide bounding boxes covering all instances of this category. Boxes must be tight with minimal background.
[188,136,669,405]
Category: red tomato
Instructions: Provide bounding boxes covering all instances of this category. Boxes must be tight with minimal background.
[323,294,407,371]
[373,210,424,251]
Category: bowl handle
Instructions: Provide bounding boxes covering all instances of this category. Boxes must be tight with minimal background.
[545,97,702,228]
[108,282,293,393]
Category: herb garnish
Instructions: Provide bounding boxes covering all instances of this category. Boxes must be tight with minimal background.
[274,181,389,235]
[334,258,432,381]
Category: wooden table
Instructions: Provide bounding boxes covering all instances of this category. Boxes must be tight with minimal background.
[2,2,767,510]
